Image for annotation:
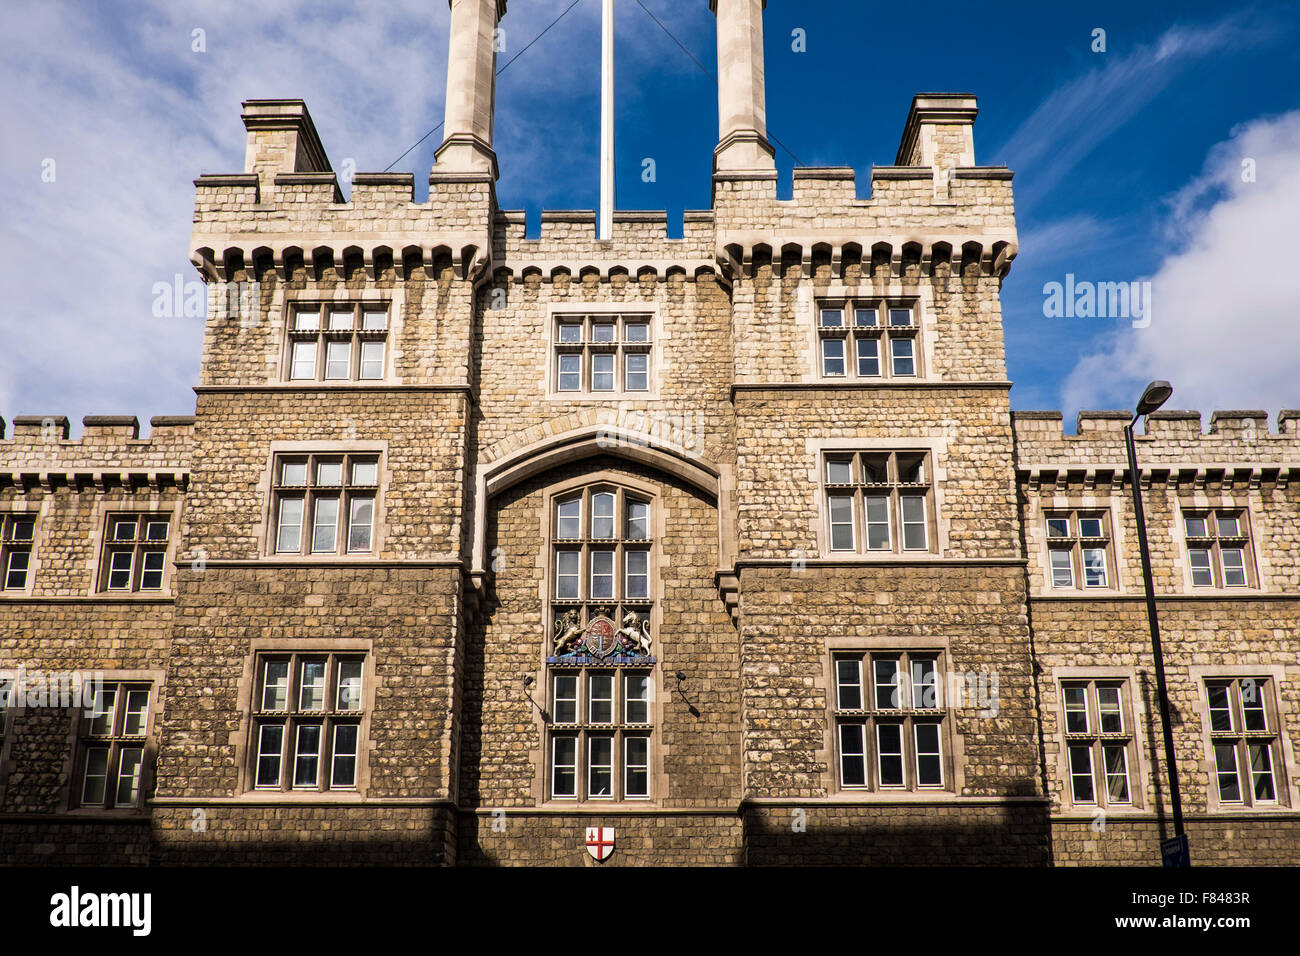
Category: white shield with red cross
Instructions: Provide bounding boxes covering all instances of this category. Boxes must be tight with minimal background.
[585,826,615,861]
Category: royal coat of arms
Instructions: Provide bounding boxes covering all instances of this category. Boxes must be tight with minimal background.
[551,609,652,659]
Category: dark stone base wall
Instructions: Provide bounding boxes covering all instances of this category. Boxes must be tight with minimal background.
[0,817,150,866]
[1051,816,1300,866]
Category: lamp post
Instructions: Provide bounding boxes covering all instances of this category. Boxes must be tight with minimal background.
[1122,380,1188,866]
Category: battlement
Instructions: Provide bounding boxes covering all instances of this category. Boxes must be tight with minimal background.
[1012,410,1300,475]
[0,415,194,482]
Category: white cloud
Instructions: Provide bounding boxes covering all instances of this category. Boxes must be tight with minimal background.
[1061,110,1300,421]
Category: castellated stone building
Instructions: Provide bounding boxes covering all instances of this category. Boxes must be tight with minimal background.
[2,0,1297,867]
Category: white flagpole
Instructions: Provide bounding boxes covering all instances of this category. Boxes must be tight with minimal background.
[599,0,614,240]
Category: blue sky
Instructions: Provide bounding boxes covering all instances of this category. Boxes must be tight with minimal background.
[1,0,1298,430]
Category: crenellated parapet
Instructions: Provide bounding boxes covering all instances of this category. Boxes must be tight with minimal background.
[0,415,193,489]
[1013,410,1300,488]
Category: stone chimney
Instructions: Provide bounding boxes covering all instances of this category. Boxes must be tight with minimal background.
[433,0,508,181]
[241,99,332,197]
[710,0,775,175]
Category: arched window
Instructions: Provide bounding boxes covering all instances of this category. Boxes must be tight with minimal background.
[545,482,655,802]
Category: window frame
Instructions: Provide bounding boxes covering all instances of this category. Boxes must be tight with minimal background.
[1201,676,1286,809]
[548,308,656,398]
[1056,679,1139,810]
[1043,509,1116,592]
[284,301,390,383]
[71,680,155,812]
[269,452,381,558]
[0,512,38,593]
[97,512,174,594]
[814,298,922,382]
[1181,508,1256,590]
[819,451,937,557]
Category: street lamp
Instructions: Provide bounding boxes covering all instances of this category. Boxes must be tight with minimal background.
[1122,380,1188,866]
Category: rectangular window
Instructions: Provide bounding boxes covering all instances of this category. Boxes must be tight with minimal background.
[624,736,650,798]
[1,515,36,591]
[548,666,654,801]
[588,735,614,798]
[552,735,578,798]
[553,674,579,724]
[1204,678,1282,807]
[832,652,950,793]
[552,312,653,394]
[99,514,171,593]
[272,453,379,556]
[1043,511,1113,591]
[1059,680,1136,808]
[252,653,366,793]
[815,298,921,380]
[77,681,152,810]
[286,302,390,383]
[820,451,936,556]
[1185,511,1254,589]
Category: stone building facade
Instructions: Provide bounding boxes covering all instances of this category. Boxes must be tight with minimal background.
[1,0,1296,866]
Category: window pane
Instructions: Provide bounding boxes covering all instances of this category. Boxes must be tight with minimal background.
[624,322,649,342]
[1184,515,1208,538]
[1078,517,1104,538]
[140,551,166,590]
[901,496,927,550]
[337,661,363,711]
[1214,743,1241,802]
[88,687,116,736]
[591,323,615,343]
[915,722,942,787]
[821,338,845,376]
[558,353,581,391]
[299,660,326,711]
[359,340,385,379]
[825,459,852,484]
[324,340,351,379]
[1049,549,1074,588]
[1240,679,1266,731]
[552,735,577,797]
[1220,548,1246,586]
[328,309,353,331]
[865,496,890,550]
[1250,743,1276,802]
[1068,745,1095,803]
[624,735,649,798]
[856,337,880,376]
[123,690,149,735]
[1207,683,1233,732]
[294,724,321,788]
[877,723,904,787]
[311,496,339,553]
[1063,685,1088,733]
[873,658,900,709]
[553,674,578,723]
[1046,517,1071,538]
[591,493,615,539]
[350,460,378,486]
[262,660,289,711]
[891,338,915,376]
[558,323,582,344]
[835,659,862,710]
[361,308,388,331]
[625,352,649,391]
[911,658,938,709]
[1103,745,1130,803]
[1189,548,1213,586]
[819,308,843,328]
[555,551,580,599]
[281,461,308,486]
[108,551,133,590]
[888,308,913,327]
[276,497,304,553]
[290,341,317,380]
[1082,548,1107,587]
[332,724,359,789]
[256,724,284,788]
[115,747,144,806]
[1216,513,1240,537]
[591,353,615,391]
[82,747,109,805]
[828,495,855,551]
[557,499,581,539]
[588,735,613,798]
[347,496,374,552]
[294,308,320,331]
[624,673,650,723]
[4,550,29,590]
[853,307,878,327]
[839,723,866,787]
[1097,685,1123,733]
[625,501,649,540]
[145,520,169,541]
[589,674,613,723]
[590,551,615,599]
[625,550,649,599]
